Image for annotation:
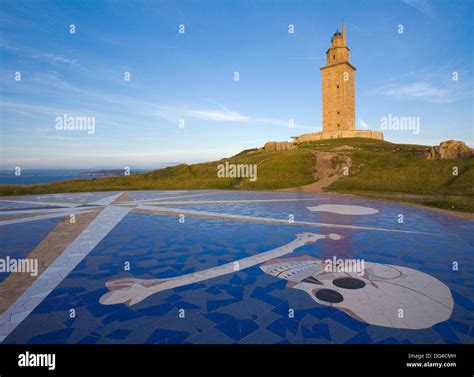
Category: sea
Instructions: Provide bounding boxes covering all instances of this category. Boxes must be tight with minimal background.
[0,169,153,185]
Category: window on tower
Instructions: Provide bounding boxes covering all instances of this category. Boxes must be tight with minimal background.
[333,55,335,60]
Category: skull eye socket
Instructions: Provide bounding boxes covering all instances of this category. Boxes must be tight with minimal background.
[314,289,344,303]
[333,277,366,290]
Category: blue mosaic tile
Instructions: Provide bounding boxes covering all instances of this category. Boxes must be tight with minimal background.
[250,288,284,306]
[312,324,331,342]
[206,286,221,295]
[432,322,460,343]
[229,275,243,285]
[301,326,320,339]
[164,294,183,303]
[278,318,299,336]
[137,303,174,316]
[2,190,473,344]
[28,328,74,344]
[174,300,200,310]
[215,318,241,341]
[266,320,286,338]
[345,331,372,344]
[376,337,400,344]
[449,320,471,335]
[331,311,369,333]
[205,312,234,324]
[86,302,117,318]
[101,308,143,325]
[305,307,339,320]
[35,296,73,313]
[240,319,259,339]
[78,335,101,344]
[106,329,131,340]
[207,298,240,312]
[452,290,474,311]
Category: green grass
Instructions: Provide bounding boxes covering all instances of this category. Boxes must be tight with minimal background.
[313,138,474,212]
[0,149,316,195]
[1,137,472,213]
[327,143,474,196]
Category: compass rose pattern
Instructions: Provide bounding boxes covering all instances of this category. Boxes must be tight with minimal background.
[0,190,473,344]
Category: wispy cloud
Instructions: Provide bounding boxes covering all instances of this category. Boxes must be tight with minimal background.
[142,98,312,128]
[0,101,61,117]
[0,10,35,28]
[189,108,249,122]
[32,52,77,65]
[401,0,434,16]
[0,100,132,131]
[1,96,312,134]
[0,37,78,66]
[147,104,312,129]
[149,105,249,123]
[0,38,20,51]
[374,82,466,103]
[1,64,312,131]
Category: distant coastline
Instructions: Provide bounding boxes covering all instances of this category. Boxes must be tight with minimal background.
[0,168,153,185]
[0,138,472,215]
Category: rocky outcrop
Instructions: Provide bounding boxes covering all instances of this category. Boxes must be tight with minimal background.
[263,141,296,152]
[424,140,473,160]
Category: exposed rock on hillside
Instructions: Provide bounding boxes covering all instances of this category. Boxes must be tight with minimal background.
[424,140,473,160]
[263,141,296,152]
[331,145,355,151]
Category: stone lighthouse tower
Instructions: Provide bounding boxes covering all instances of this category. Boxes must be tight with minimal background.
[292,22,383,143]
[320,22,356,133]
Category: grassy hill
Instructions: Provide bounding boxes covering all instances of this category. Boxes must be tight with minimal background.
[299,138,474,212]
[0,148,315,194]
[1,138,473,213]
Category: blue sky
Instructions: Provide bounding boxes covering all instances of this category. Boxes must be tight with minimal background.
[0,0,472,169]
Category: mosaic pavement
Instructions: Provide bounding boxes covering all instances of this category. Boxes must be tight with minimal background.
[0,190,473,344]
